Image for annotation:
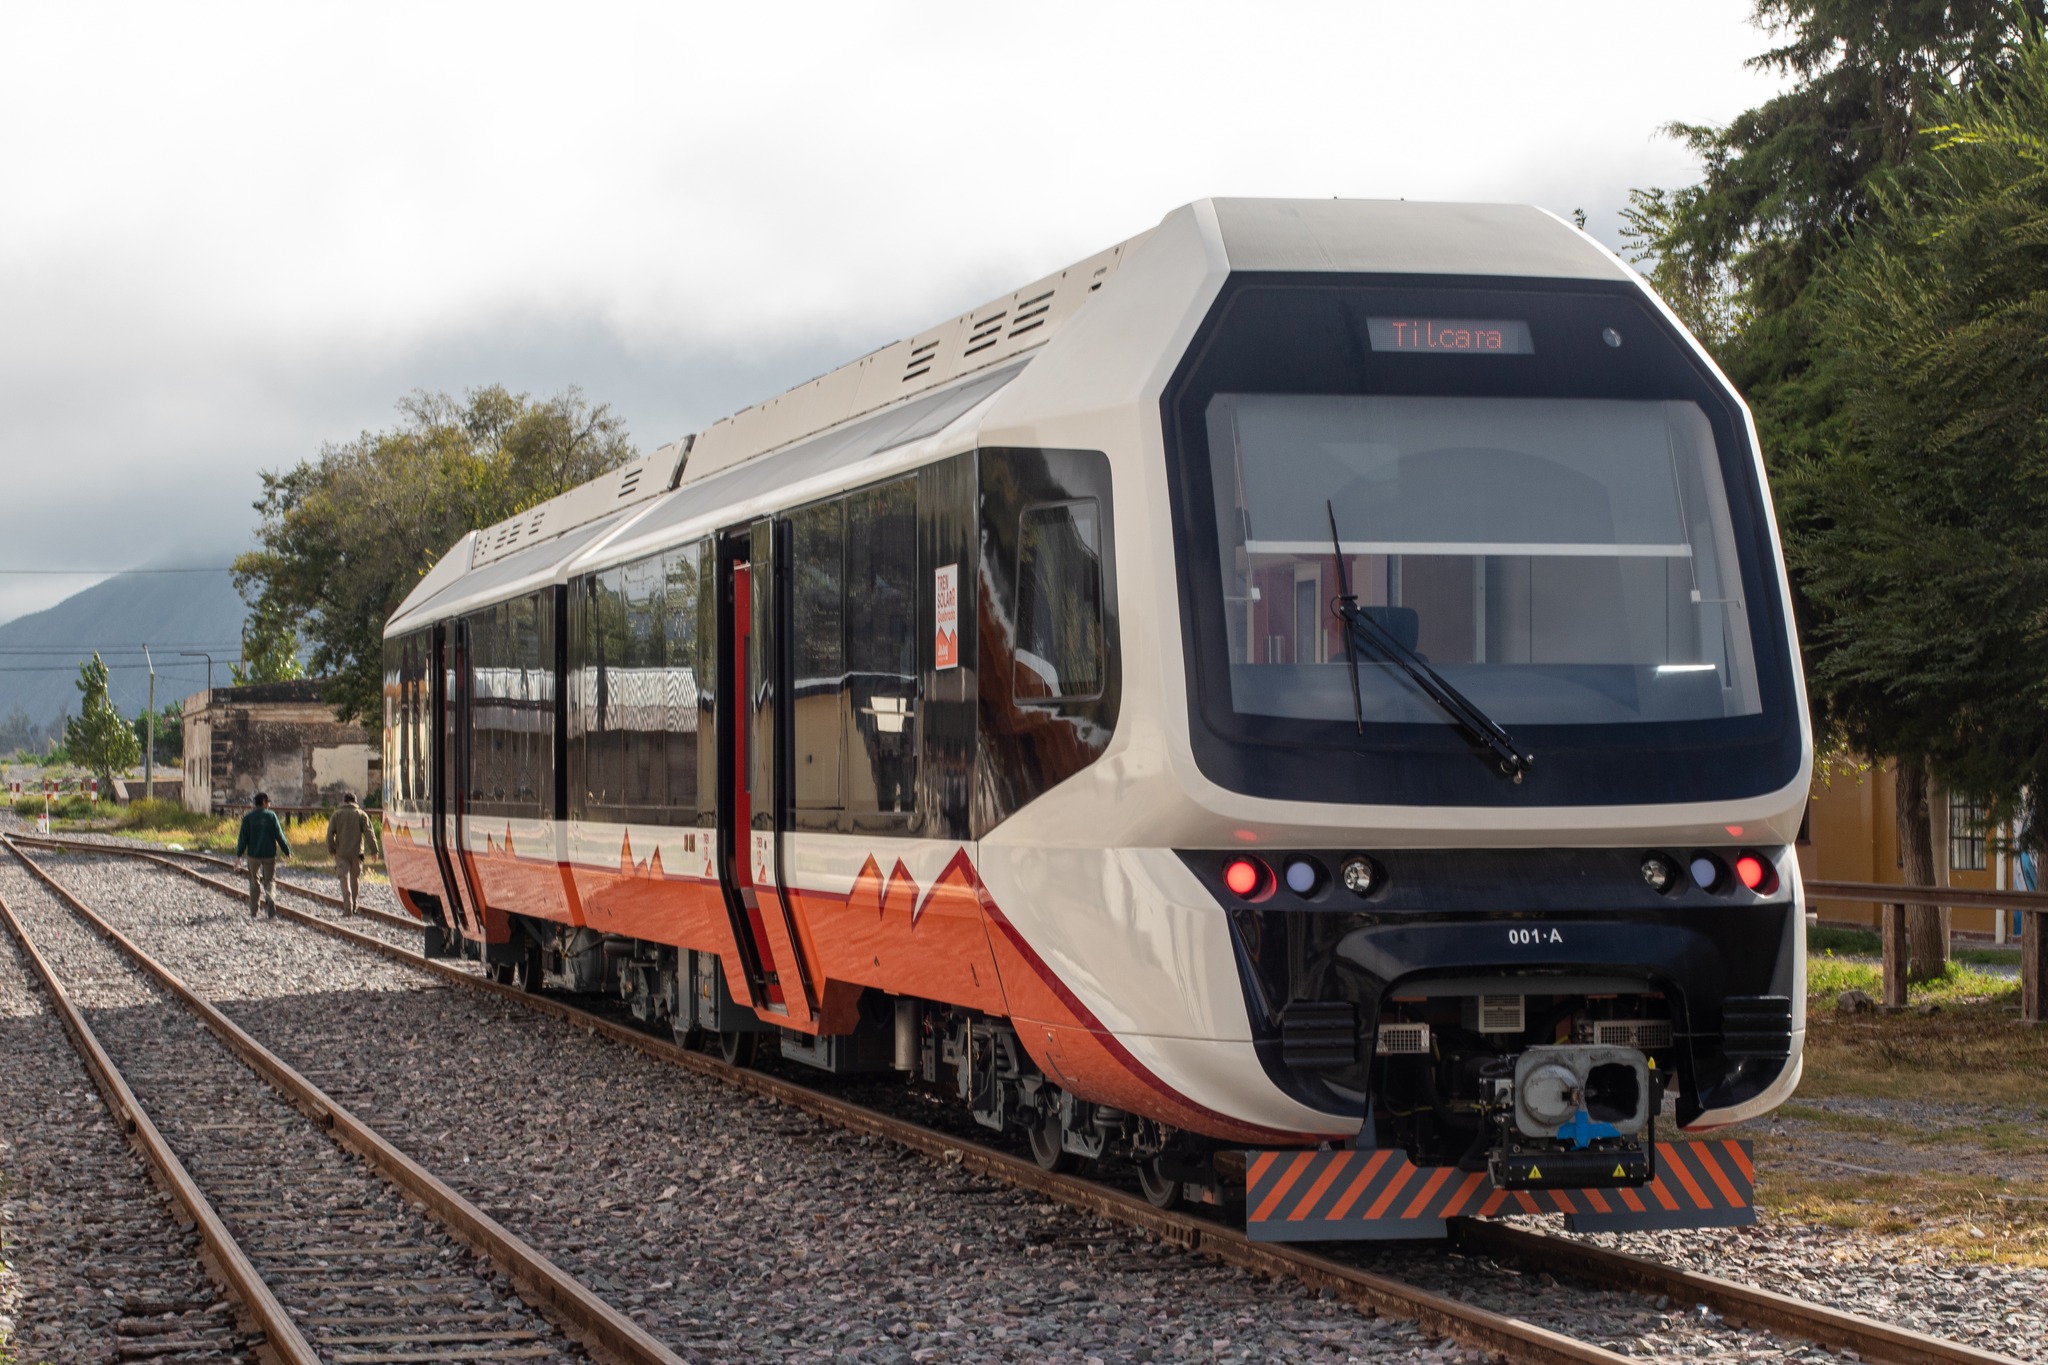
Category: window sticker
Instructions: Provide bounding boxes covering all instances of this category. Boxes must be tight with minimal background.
[935,564,959,670]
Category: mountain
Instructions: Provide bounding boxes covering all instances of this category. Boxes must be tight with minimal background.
[0,568,248,743]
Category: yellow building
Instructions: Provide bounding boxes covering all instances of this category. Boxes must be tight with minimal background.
[1796,759,2026,940]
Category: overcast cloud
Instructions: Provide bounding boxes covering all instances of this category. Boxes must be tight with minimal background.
[0,1,1788,626]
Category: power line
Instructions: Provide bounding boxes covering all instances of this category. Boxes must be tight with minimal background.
[0,645,244,654]
[0,567,236,575]
[0,664,215,675]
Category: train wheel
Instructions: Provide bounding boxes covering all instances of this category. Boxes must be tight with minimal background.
[489,960,515,986]
[1027,1110,1079,1174]
[1137,1158,1184,1210]
[517,938,545,994]
[671,1018,700,1051]
[717,1029,760,1068]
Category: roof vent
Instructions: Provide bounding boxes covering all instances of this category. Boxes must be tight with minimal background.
[903,338,941,383]
[616,466,642,499]
[963,310,1007,358]
[1008,289,1054,339]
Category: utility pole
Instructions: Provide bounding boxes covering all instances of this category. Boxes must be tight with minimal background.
[144,643,155,802]
[179,651,215,693]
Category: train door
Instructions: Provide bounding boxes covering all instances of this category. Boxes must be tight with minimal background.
[433,618,488,941]
[713,522,822,1024]
[427,622,463,935]
[713,536,782,1011]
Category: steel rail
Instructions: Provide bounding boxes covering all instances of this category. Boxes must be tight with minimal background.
[14,833,404,922]
[0,881,322,1365]
[15,835,1621,1364]
[0,834,695,1365]
[1448,1221,2021,1365]
[26,830,2031,1365]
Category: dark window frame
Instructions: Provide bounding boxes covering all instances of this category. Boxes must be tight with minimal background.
[1160,272,1803,809]
[568,541,707,828]
[781,474,923,832]
[1011,497,1107,706]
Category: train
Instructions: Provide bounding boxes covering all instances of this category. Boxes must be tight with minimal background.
[381,198,1809,1238]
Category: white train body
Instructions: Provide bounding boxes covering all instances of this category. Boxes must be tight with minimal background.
[382,199,1810,1206]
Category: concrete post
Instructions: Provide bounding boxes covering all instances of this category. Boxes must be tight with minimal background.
[143,644,156,802]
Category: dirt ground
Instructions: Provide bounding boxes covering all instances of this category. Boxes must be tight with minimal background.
[1748,989,2048,1265]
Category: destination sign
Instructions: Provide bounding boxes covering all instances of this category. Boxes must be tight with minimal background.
[1367,317,1534,355]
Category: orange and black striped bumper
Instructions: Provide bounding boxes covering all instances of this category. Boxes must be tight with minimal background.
[1244,1140,1754,1240]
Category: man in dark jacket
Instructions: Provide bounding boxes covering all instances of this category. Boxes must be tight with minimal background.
[234,792,292,918]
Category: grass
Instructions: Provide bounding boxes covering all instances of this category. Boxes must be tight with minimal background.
[1756,1168,2048,1263]
[1805,951,2016,1006]
[29,799,386,880]
[1767,956,2048,1262]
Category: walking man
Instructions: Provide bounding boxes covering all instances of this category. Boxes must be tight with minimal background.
[326,791,378,916]
[233,792,291,919]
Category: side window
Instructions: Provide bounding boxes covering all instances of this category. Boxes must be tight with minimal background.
[591,566,629,818]
[466,604,499,808]
[695,543,717,822]
[661,542,702,819]
[463,597,550,821]
[621,553,668,816]
[846,478,919,815]
[1014,500,1105,702]
[570,552,702,827]
[510,591,553,816]
[791,500,845,811]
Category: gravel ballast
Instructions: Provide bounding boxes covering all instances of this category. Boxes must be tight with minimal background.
[0,882,251,1364]
[13,832,2047,1362]
[0,855,591,1365]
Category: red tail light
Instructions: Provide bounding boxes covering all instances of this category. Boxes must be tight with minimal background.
[1224,857,1264,897]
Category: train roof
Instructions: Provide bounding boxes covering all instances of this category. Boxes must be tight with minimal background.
[387,197,1634,636]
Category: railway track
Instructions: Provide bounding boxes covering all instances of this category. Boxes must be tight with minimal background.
[0,835,694,1365]
[7,830,2030,1365]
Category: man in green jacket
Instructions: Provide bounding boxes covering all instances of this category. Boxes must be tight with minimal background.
[234,792,292,919]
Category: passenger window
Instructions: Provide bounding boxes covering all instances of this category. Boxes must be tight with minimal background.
[791,501,845,809]
[846,478,918,815]
[662,543,702,817]
[1014,501,1105,701]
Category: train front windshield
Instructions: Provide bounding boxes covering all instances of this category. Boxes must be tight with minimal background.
[1207,393,1761,727]
[1167,279,1802,806]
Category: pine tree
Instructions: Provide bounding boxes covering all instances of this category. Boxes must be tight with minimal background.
[1791,32,2048,978]
[65,653,140,786]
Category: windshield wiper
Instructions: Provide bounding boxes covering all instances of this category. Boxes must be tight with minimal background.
[1325,501,1533,783]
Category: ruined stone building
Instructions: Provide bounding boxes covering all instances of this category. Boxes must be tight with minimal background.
[181,680,379,813]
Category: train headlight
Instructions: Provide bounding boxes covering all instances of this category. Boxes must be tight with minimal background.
[1689,854,1725,892]
[1640,853,1678,894]
[1284,857,1325,896]
[1339,855,1380,898]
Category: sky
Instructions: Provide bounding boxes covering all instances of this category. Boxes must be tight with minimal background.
[0,1,1791,629]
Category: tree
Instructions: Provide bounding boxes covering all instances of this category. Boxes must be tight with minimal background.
[234,385,636,725]
[0,703,38,757]
[1626,2,2045,987]
[231,619,307,685]
[65,654,140,785]
[1789,31,2048,980]
[1626,2,2039,462]
[131,699,183,766]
